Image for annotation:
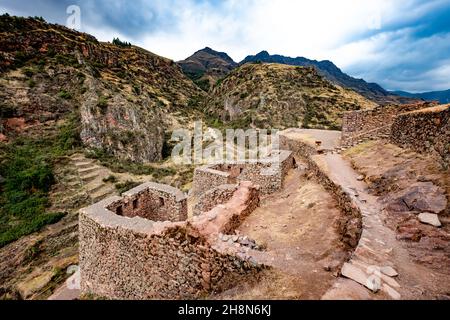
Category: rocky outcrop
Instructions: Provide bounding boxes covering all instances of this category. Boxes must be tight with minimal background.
[80,77,165,162]
[384,182,447,215]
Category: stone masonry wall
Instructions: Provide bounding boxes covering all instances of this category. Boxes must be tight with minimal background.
[192,151,294,197]
[80,182,264,300]
[342,102,437,146]
[193,184,238,216]
[191,167,232,197]
[278,135,362,249]
[390,104,450,166]
[106,182,188,222]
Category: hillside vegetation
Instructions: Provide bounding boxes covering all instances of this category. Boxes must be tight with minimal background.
[203,63,377,129]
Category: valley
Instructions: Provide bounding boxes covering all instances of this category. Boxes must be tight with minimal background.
[0,14,449,301]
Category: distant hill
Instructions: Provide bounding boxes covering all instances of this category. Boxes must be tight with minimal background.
[177,47,237,91]
[203,63,377,130]
[241,51,412,105]
[392,89,450,104]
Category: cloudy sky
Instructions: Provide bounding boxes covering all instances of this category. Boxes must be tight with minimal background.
[1,0,449,93]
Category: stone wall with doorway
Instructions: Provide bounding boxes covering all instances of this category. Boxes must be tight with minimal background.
[106,182,188,222]
[191,150,294,197]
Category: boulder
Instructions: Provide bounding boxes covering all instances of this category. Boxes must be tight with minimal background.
[385,182,447,214]
[341,263,380,292]
[381,266,398,277]
[418,213,442,227]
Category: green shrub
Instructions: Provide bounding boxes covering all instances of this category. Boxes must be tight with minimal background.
[194,78,210,92]
[55,54,79,67]
[103,175,118,183]
[112,38,132,48]
[96,96,108,114]
[27,79,36,88]
[22,68,35,78]
[58,90,72,100]
[13,51,31,68]
[132,84,141,95]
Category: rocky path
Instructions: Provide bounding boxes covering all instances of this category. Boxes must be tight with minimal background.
[315,153,448,300]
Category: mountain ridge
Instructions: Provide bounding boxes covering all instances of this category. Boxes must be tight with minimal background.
[240,51,412,105]
[392,89,450,104]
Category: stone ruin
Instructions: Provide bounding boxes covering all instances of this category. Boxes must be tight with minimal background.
[192,150,295,196]
[79,150,294,300]
[341,102,449,165]
[79,103,449,300]
[341,102,437,147]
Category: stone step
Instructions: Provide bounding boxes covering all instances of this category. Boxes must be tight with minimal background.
[78,166,101,175]
[73,161,95,169]
[86,181,109,194]
[80,172,100,184]
[66,176,78,183]
[70,155,86,162]
[91,186,117,203]
[67,180,81,187]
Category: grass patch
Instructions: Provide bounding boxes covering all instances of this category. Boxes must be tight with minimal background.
[0,113,81,248]
[85,148,176,179]
[115,180,139,195]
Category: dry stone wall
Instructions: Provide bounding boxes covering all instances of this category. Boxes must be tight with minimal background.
[193,184,238,216]
[79,182,264,300]
[192,151,294,197]
[341,102,436,146]
[390,105,450,166]
[191,167,232,197]
[106,182,187,222]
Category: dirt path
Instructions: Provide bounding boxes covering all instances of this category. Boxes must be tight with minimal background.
[214,163,349,300]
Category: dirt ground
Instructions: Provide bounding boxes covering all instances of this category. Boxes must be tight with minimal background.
[213,162,349,300]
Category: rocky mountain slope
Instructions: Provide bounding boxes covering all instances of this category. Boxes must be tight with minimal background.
[241,51,413,105]
[393,89,450,104]
[0,14,205,163]
[203,63,377,129]
[177,47,237,91]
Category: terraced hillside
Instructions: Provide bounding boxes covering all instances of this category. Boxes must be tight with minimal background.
[203,63,377,129]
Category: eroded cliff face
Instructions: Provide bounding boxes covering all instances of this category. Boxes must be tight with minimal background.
[80,77,165,163]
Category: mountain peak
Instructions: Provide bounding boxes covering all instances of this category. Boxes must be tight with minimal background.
[256,50,270,57]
